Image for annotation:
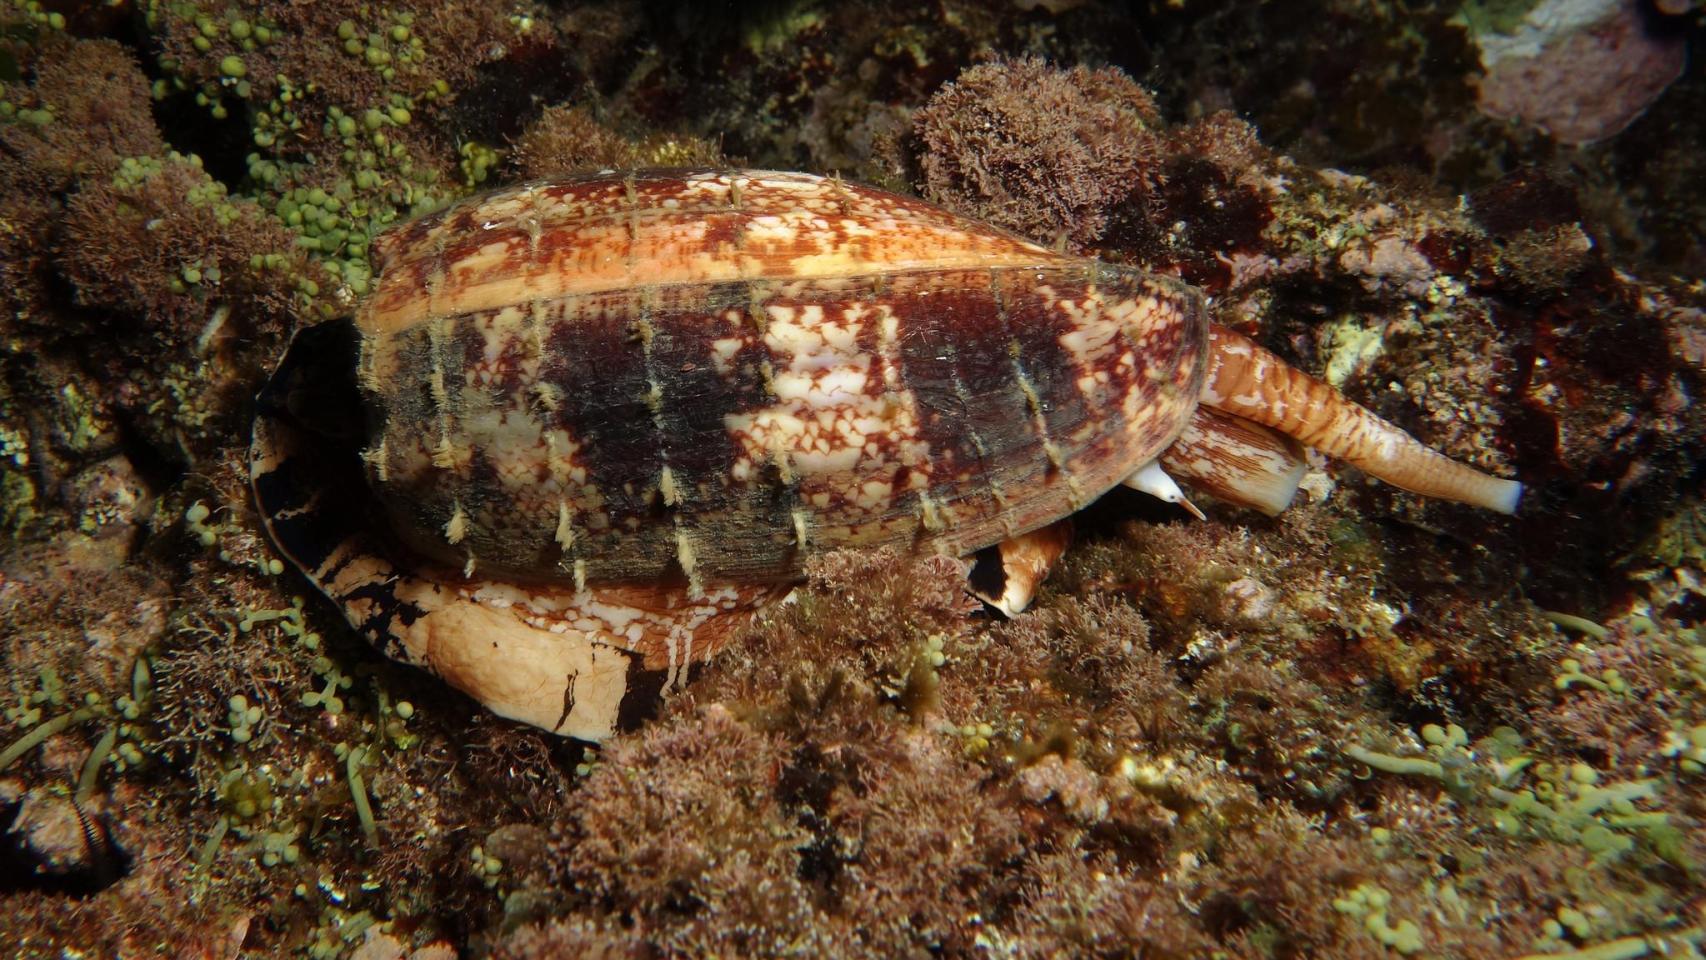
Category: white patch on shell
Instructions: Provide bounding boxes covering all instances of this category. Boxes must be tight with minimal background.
[724,302,928,511]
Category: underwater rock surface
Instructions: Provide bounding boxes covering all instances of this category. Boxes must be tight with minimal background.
[1,1,1702,957]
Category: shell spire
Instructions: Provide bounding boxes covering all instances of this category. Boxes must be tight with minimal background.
[1201,326,1521,514]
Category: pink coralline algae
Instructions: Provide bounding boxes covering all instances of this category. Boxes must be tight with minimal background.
[1473,0,1687,144]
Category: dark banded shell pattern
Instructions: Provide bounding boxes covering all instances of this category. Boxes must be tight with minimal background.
[357,170,1206,588]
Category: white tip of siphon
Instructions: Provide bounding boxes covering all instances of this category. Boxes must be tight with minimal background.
[1123,460,1205,520]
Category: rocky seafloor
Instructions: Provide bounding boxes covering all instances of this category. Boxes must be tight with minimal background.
[2,1,1704,957]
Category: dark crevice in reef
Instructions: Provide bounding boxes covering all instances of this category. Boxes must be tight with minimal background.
[151,86,254,190]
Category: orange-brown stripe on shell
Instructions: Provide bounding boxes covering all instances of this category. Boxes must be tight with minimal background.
[363,170,1084,339]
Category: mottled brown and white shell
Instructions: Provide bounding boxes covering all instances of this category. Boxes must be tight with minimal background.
[358,170,1206,588]
[252,169,1519,739]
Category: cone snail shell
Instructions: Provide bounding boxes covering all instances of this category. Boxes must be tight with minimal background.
[250,169,1520,739]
